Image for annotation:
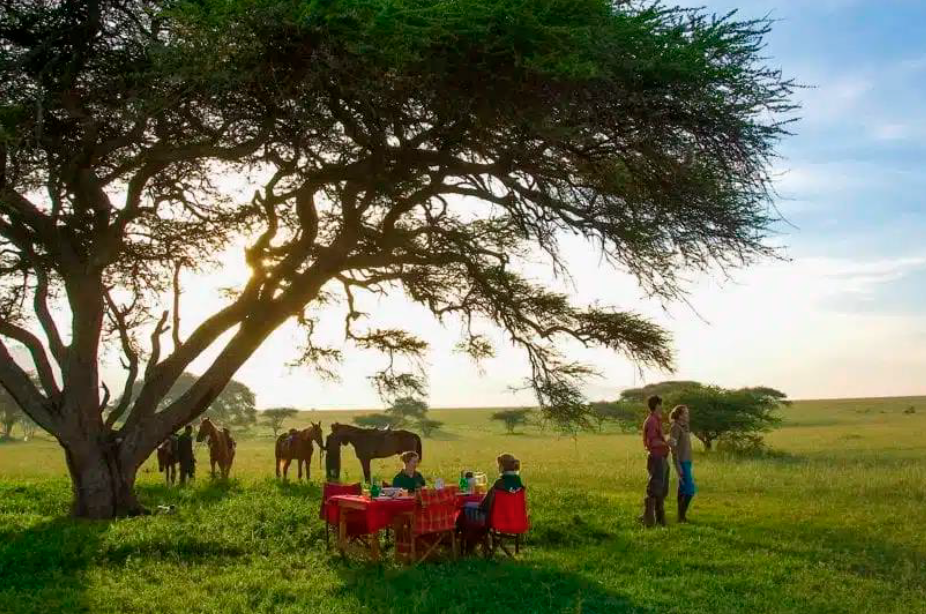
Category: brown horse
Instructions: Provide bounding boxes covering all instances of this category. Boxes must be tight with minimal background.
[157,437,179,485]
[196,418,235,479]
[275,422,325,480]
[328,423,422,482]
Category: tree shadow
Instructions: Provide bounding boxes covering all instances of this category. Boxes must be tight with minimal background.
[274,479,321,498]
[698,514,926,593]
[332,559,656,614]
[137,478,242,510]
[0,518,104,614]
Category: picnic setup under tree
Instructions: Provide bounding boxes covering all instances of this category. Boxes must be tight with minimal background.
[0,0,794,521]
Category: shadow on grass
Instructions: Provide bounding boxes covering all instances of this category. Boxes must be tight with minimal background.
[274,479,321,498]
[701,514,926,592]
[0,518,105,614]
[333,559,655,614]
[137,478,243,511]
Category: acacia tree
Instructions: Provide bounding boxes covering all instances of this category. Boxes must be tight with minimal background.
[0,1,794,518]
[261,407,299,437]
[492,409,532,434]
[666,383,787,450]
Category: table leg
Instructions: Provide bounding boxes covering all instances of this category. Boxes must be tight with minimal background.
[370,530,380,562]
[338,507,347,555]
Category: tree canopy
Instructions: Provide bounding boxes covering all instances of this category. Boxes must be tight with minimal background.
[260,407,300,437]
[125,373,258,428]
[0,0,794,517]
[644,381,787,450]
[491,408,532,434]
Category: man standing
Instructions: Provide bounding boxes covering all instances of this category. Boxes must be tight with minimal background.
[177,425,196,485]
[641,395,670,527]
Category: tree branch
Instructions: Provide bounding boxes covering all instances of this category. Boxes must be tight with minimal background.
[0,320,60,397]
[102,290,139,428]
[0,336,56,432]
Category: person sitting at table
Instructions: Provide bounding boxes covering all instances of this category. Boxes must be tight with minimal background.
[392,451,426,492]
[479,453,524,516]
[459,453,524,551]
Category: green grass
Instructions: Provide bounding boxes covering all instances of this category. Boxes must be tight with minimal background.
[2,398,926,614]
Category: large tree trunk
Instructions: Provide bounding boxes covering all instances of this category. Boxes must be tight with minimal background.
[64,438,143,519]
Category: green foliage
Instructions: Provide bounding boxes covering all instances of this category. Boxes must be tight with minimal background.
[664,383,786,450]
[620,381,702,403]
[588,400,646,433]
[353,413,394,429]
[415,418,443,437]
[0,385,21,439]
[353,396,432,431]
[260,408,300,437]
[491,409,532,434]
[386,396,429,426]
[127,373,258,428]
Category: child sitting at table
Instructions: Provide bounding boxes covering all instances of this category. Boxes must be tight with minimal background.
[459,453,524,550]
[392,451,426,492]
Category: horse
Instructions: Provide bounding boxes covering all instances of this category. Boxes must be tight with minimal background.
[157,437,179,485]
[328,423,422,482]
[275,422,325,480]
[196,417,235,479]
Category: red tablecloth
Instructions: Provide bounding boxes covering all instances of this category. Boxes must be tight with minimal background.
[328,495,416,533]
[328,492,486,534]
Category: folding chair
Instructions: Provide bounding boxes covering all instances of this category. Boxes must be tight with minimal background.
[320,482,362,549]
[396,486,459,564]
[488,488,529,558]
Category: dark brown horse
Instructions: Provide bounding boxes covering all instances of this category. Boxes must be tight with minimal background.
[275,422,325,480]
[157,437,178,485]
[328,423,422,482]
[196,418,235,479]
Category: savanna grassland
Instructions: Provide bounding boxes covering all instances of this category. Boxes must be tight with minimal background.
[2,397,925,614]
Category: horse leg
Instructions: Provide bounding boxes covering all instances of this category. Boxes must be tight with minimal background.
[275,454,281,479]
[283,458,291,480]
[297,458,303,481]
[211,458,217,479]
[306,450,313,481]
[360,457,372,483]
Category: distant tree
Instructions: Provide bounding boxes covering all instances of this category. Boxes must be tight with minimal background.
[588,401,616,432]
[1,384,20,439]
[20,415,38,440]
[491,409,532,434]
[262,408,300,437]
[386,397,429,428]
[354,396,432,431]
[668,385,785,450]
[416,418,443,438]
[620,381,702,403]
[354,413,394,429]
[590,400,648,434]
[125,373,258,428]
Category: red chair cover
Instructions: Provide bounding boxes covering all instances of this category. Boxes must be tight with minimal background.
[489,488,529,534]
[320,482,362,525]
[414,486,459,535]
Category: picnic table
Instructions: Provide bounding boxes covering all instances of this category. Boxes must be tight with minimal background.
[328,491,484,562]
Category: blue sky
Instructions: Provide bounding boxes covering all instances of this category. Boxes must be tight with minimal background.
[94,1,926,408]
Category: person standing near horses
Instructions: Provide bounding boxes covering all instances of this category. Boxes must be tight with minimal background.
[392,451,426,492]
[641,395,670,527]
[177,425,196,485]
[668,405,696,523]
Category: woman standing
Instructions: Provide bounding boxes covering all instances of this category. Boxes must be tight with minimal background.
[668,405,696,523]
